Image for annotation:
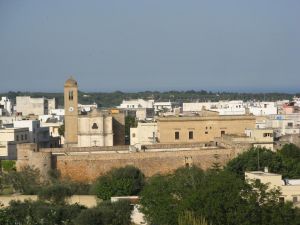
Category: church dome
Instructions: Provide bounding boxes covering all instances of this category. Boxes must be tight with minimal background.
[65,77,78,87]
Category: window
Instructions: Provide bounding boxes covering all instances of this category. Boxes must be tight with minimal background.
[132,133,136,138]
[293,196,298,203]
[69,91,73,101]
[189,131,193,140]
[279,197,285,203]
[205,131,208,134]
[16,135,19,141]
[92,123,98,129]
[175,131,180,140]
[287,122,293,127]
[21,135,23,141]
[221,131,225,136]
[25,134,27,140]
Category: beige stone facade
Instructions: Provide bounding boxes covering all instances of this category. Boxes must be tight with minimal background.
[64,77,79,145]
[77,110,113,147]
[157,115,256,144]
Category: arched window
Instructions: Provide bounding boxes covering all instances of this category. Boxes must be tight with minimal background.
[92,123,98,129]
[69,91,73,100]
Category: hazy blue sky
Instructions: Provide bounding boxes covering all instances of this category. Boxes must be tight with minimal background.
[0,0,299,92]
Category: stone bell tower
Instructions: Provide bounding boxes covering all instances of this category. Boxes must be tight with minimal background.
[64,77,78,146]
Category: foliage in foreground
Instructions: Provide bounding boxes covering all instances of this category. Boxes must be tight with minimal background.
[92,165,145,200]
[0,200,132,225]
[140,167,300,225]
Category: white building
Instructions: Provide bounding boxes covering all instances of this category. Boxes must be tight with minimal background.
[183,101,245,115]
[40,117,64,146]
[78,103,98,113]
[0,115,23,126]
[50,109,65,116]
[247,102,277,116]
[0,127,29,159]
[0,97,13,116]
[16,96,56,116]
[130,122,157,146]
[183,100,277,116]
[118,99,154,109]
[13,120,51,148]
[153,101,175,113]
[265,114,300,137]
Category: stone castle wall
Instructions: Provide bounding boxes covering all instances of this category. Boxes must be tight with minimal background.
[56,148,234,182]
[17,143,234,182]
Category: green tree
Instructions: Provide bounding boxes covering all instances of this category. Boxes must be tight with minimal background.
[225,147,283,178]
[74,200,132,225]
[92,166,145,200]
[58,123,65,137]
[38,183,73,204]
[140,167,205,225]
[277,144,300,178]
[140,167,300,225]
[3,166,41,194]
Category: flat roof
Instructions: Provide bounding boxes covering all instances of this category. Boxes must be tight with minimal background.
[246,171,280,176]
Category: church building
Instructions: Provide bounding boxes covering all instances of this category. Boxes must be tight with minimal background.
[64,77,122,147]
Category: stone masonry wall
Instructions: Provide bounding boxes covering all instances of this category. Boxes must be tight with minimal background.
[56,148,234,182]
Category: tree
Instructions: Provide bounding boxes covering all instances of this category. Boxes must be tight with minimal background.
[74,200,132,225]
[58,123,65,137]
[0,200,84,225]
[3,166,41,194]
[225,147,283,178]
[92,166,145,200]
[277,144,300,178]
[75,208,104,225]
[226,145,300,179]
[38,183,73,204]
[140,167,205,225]
[140,167,300,225]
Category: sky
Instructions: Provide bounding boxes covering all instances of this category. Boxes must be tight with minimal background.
[0,0,299,93]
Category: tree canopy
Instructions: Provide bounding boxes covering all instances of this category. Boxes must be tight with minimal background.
[226,144,300,179]
[92,166,145,200]
[140,167,300,225]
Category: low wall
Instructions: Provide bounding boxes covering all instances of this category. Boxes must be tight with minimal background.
[0,195,98,208]
[56,148,234,182]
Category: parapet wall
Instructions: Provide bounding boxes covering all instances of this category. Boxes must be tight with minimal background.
[56,148,234,182]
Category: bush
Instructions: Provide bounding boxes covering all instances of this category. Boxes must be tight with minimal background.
[92,166,145,200]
